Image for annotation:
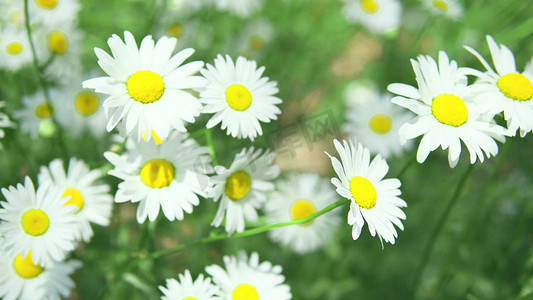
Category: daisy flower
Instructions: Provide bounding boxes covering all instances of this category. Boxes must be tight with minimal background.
[0,245,81,300]
[343,91,413,158]
[210,147,279,234]
[326,139,406,244]
[37,158,113,242]
[341,0,402,35]
[159,270,221,300]
[0,102,14,145]
[388,51,508,168]
[205,251,291,300]
[0,0,25,29]
[214,0,264,18]
[12,92,56,139]
[0,177,79,265]
[104,132,212,223]
[423,0,463,19]
[29,0,81,28]
[82,31,207,143]
[0,27,33,70]
[198,55,282,141]
[234,19,275,58]
[464,35,533,137]
[156,19,213,53]
[344,79,379,106]
[265,173,341,254]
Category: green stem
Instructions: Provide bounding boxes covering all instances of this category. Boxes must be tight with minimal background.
[411,163,475,296]
[205,128,219,165]
[398,154,417,178]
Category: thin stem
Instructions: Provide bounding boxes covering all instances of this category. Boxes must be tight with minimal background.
[411,163,476,296]
[205,128,219,165]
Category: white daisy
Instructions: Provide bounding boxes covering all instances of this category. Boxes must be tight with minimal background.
[0,177,79,265]
[343,91,413,158]
[82,31,207,143]
[205,251,291,300]
[29,0,81,29]
[0,27,33,71]
[265,173,341,254]
[341,0,402,35]
[159,269,221,300]
[156,19,213,53]
[0,101,14,144]
[387,51,508,168]
[198,55,282,141]
[464,35,533,137]
[12,92,56,139]
[326,139,407,244]
[37,158,113,242]
[343,79,379,106]
[0,246,81,300]
[0,0,25,29]
[234,19,275,58]
[423,0,463,19]
[214,0,264,18]
[210,147,279,234]
[104,131,212,223]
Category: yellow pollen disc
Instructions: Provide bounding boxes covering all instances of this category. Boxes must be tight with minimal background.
[35,0,57,9]
[431,94,468,127]
[6,42,23,55]
[225,171,251,201]
[360,0,379,13]
[127,71,165,104]
[167,24,183,37]
[142,130,163,145]
[21,209,50,236]
[183,298,198,300]
[225,84,252,111]
[497,73,533,101]
[48,31,68,55]
[249,36,264,51]
[369,114,392,134]
[432,0,449,11]
[62,187,84,213]
[75,91,99,115]
[140,159,175,188]
[349,176,377,209]
[232,284,259,300]
[35,102,53,119]
[13,252,44,279]
[290,199,316,225]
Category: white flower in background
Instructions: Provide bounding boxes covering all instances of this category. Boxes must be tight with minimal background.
[0,28,33,71]
[326,139,407,244]
[0,177,79,265]
[83,31,207,143]
[464,35,533,137]
[343,91,413,158]
[265,173,341,254]
[104,132,212,223]
[38,158,113,242]
[423,0,463,19]
[234,19,275,58]
[344,79,379,106]
[205,252,291,300]
[13,92,56,139]
[159,270,221,300]
[341,0,402,35]
[210,147,279,234]
[167,0,209,14]
[0,102,14,144]
[198,55,282,141]
[214,0,264,18]
[388,51,508,168]
[155,19,213,52]
[0,246,81,300]
[29,0,81,28]
[0,0,25,29]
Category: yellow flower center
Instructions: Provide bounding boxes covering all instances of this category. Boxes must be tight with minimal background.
[226,84,252,111]
[497,73,533,101]
[349,176,377,209]
[225,171,251,201]
[21,209,50,236]
[9,11,22,25]
[432,0,449,11]
[140,159,175,188]
[13,252,44,279]
[75,91,99,116]
[6,42,23,55]
[35,0,57,9]
[232,284,259,300]
[35,102,53,119]
[142,130,163,145]
[369,114,392,134]
[127,71,165,104]
[62,187,84,213]
[183,298,198,300]
[167,24,183,38]
[48,31,68,55]
[360,0,379,13]
[290,199,316,226]
[249,36,264,51]
[431,94,468,127]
